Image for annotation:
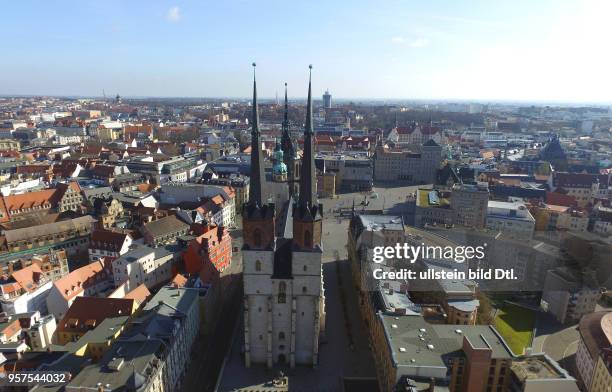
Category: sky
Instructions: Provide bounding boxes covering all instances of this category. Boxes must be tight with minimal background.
[2,0,611,103]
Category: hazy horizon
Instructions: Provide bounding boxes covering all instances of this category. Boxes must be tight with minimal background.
[3,0,611,103]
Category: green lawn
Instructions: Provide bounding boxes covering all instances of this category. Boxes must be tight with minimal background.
[493,304,535,355]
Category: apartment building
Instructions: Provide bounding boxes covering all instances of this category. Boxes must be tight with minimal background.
[373,140,442,184]
[486,201,536,240]
[414,182,489,229]
[46,260,112,321]
[508,354,579,391]
[112,244,177,291]
[0,264,53,314]
[88,229,133,262]
[541,267,602,324]
[575,312,612,391]
[372,313,513,392]
[141,215,190,247]
[1,215,95,256]
[65,287,200,392]
[56,296,137,344]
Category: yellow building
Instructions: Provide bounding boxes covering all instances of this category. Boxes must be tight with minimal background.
[589,350,611,392]
[57,297,137,345]
[71,316,128,361]
[319,172,336,198]
[0,139,20,151]
[98,127,122,141]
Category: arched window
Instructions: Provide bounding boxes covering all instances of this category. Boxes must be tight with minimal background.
[278,281,286,304]
[302,286,307,294]
[253,229,262,248]
[278,331,285,341]
[304,230,312,248]
[255,260,261,272]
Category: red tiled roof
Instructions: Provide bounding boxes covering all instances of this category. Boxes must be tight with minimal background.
[52,260,106,301]
[57,296,134,333]
[546,191,577,207]
[123,283,151,305]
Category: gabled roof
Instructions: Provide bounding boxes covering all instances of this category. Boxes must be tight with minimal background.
[123,283,151,305]
[3,189,60,212]
[142,215,189,238]
[57,296,135,333]
[52,260,107,301]
[9,264,43,293]
[90,229,131,251]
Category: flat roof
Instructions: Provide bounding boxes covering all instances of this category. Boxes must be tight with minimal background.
[379,313,513,369]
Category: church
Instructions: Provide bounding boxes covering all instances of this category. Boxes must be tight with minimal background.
[242,64,326,368]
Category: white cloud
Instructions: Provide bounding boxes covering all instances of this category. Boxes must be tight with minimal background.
[391,36,428,48]
[407,38,429,48]
[166,6,181,22]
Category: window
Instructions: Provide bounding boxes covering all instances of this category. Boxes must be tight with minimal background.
[303,265,307,272]
[279,332,285,341]
[278,282,286,304]
[255,260,261,272]
[302,286,307,293]
[253,229,262,248]
[304,230,312,248]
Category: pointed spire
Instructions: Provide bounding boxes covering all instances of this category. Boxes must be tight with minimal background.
[283,83,289,128]
[299,65,317,210]
[248,62,265,207]
[305,65,314,136]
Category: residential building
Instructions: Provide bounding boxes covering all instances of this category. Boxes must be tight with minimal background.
[541,268,602,324]
[92,197,125,229]
[590,348,612,392]
[508,354,579,391]
[183,225,232,278]
[318,155,373,192]
[112,244,177,291]
[373,139,442,184]
[88,229,133,262]
[65,286,200,392]
[576,312,612,391]
[0,264,53,314]
[1,215,96,256]
[486,201,536,240]
[24,314,57,350]
[56,296,137,344]
[387,123,444,146]
[0,181,82,222]
[549,172,610,208]
[0,249,68,283]
[46,260,112,321]
[414,182,489,229]
[450,182,489,228]
[371,313,513,392]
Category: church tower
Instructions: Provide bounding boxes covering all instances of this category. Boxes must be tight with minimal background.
[280,83,300,197]
[293,65,323,251]
[242,63,275,250]
[243,64,325,370]
[291,65,326,366]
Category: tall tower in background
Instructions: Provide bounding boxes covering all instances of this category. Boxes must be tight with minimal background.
[322,89,332,109]
[281,83,300,197]
[243,64,325,369]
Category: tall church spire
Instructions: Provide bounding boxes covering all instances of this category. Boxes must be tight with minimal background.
[248,62,265,207]
[281,82,293,160]
[299,65,317,209]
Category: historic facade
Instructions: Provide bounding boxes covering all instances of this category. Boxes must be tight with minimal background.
[243,65,326,368]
